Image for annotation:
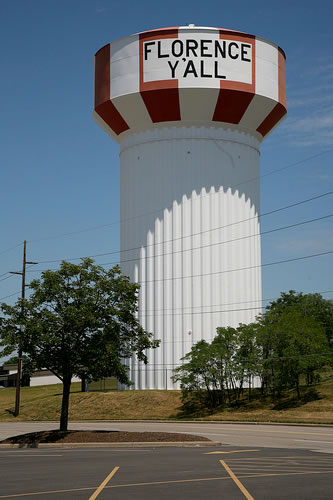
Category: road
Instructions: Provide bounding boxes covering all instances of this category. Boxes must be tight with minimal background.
[1,422,333,499]
[1,421,333,453]
[1,445,333,499]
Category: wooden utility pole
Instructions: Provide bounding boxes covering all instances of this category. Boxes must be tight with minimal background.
[10,240,37,417]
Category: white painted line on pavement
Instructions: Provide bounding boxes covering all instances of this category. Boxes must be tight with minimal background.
[294,440,333,444]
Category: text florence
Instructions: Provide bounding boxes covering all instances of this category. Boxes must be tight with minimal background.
[144,39,252,79]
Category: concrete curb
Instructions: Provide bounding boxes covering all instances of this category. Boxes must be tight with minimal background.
[67,420,333,427]
[0,441,220,449]
[2,420,333,427]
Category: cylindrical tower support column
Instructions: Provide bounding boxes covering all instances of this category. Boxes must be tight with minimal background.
[119,126,261,388]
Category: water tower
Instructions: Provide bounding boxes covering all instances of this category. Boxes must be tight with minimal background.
[93,26,286,389]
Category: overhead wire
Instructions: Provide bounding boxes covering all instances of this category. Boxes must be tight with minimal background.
[135,249,333,285]
[24,212,333,272]
[0,242,23,257]
[29,190,333,266]
[123,350,333,370]
[21,248,333,289]
[26,148,333,244]
[0,291,21,301]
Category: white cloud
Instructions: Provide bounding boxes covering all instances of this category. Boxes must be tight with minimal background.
[282,107,333,147]
[282,52,333,146]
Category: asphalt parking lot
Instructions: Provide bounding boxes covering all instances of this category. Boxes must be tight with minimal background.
[1,445,333,499]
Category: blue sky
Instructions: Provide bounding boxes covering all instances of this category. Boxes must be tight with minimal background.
[0,0,332,324]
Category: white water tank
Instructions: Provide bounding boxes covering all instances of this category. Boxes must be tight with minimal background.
[93,26,287,389]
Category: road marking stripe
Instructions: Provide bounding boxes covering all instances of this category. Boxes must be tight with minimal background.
[232,467,333,473]
[205,450,259,455]
[0,487,95,498]
[224,427,333,437]
[0,455,62,457]
[294,440,333,443]
[2,469,333,498]
[226,456,333,461]
[89,466,119,500]
[220,460,254,500]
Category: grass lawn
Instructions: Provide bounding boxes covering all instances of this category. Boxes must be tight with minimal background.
[1,372,333,423]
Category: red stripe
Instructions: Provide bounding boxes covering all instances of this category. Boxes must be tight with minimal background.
[212,32,255,125]
[278,50,286,108]
[94,44,129,135]
[218,28,255,39]
[141,88,181,123]
[95,101,129,135]
[139,27,179,40]
[256,102,287,137]
[139,30,180,123]
[213,90,254,124]
[94,44,110,109]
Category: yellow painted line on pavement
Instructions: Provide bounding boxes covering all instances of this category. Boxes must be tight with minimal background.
[0,487,95,498]
[2,470,333,498]
[232,466,333,474]
[220,460,254,500]
[227,456,333,461]
[89,466,119,500]
[0,477,234,498]
[205,450,259,455]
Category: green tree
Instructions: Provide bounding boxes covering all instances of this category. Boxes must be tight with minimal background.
[265,290,333,346]
[235,323,261,401]
[258,307,331,398]
[172,340,216,409]
[173,327,242,410]
[211,327,239,404]
[0,259,159,430]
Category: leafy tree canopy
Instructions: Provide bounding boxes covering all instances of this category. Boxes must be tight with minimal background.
[258,307,331,398]
[173,294,333,413]
[265,290,333,346]
[0,259,159,429]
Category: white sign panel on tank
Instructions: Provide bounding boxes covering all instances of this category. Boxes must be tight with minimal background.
[143,31,254,88]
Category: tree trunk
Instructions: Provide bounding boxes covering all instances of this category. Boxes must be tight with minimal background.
[296,376,301,400]
[60,376,72,431]
[81,377,89,392]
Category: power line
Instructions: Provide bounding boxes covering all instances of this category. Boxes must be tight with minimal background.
[31,190,333,266]
[142,290,333,315]
[1,285,332,316]
[23,248,333,289]
[0,274,17,284]
[117,352,333,373]
[28,212,331,271]
[261,147,333,180]
[128,353,333,367]
[0,242,23,257]
[143,305,265,317]
[0,291,21,301]
[27,149,333,244]
[79,213,333,269]
[136,250,333,285]
[0,272,11,279]
[139,292,328,318]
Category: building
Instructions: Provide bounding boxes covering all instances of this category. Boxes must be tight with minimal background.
[0,364,80,388]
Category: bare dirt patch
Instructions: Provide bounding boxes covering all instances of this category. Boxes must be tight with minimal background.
[1,430,211,445]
